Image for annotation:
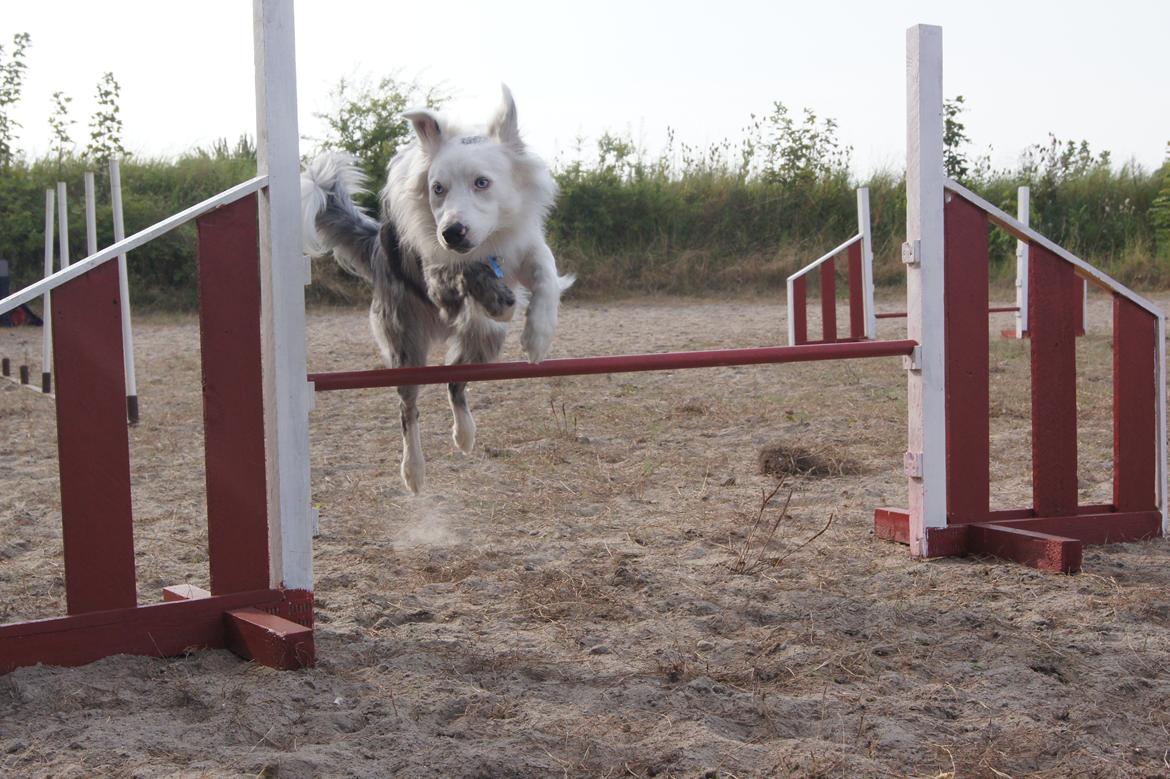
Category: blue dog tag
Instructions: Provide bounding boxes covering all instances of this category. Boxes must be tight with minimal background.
[487,256,504,279]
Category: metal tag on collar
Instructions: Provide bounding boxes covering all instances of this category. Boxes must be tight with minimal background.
[487,256,504,279]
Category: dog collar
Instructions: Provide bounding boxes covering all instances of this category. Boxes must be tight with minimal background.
[487,256,504,279]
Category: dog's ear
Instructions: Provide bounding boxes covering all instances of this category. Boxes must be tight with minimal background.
[488,84,522,150]
[403,108,443,156]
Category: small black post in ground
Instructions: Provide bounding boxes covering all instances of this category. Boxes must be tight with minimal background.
[19,365,30,384]
[1,357,9,377]
[42,372,52,394]
[127,395,139,425]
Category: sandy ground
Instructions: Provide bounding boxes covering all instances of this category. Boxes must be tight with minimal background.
[1,290,1169,778]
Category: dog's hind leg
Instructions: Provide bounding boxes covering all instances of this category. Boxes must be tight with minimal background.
[398,382,425,493]
[446,318,507,454]
[371,295,433,494]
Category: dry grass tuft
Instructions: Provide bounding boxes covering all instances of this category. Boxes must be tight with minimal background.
[757,442,858,478]
[725,481,835,574]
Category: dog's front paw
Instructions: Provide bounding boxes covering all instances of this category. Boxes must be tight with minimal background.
[483,288,516,323]
[463,263,516,322]
[521,323,553,364]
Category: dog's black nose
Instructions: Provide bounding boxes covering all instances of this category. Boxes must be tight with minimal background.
[442,223,470,250]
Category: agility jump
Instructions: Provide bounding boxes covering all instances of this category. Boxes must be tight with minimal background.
[0,6,1163,676]
[786,184,1088,346]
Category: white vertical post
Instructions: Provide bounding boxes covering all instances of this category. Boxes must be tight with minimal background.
[56,182,70,268]
[254,0,312,592]
[1082,276,1089,330]
[1015,186,1029,338]
[785,279,796,346]
[84,171,98,256]
[110,158,139,423]
[857,187,876,339]
[41,190,55,392]
[905,24,947,555]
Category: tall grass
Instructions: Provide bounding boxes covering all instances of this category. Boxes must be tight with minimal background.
[0,143,256,308]
[548,126,1169,297]
[0,120,1166,309]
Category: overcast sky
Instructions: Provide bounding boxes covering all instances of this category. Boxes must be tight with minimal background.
[4,1,1168,176]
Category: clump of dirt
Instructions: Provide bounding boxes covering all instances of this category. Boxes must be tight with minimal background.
[757,442,858,478]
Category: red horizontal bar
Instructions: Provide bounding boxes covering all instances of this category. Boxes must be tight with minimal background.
[309,339,919,392]
[876,306,1018,320]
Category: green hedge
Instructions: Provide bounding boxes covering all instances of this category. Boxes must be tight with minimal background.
[1,148,1166,308]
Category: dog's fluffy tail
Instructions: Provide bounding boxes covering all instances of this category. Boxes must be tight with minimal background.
[301,152,379,283]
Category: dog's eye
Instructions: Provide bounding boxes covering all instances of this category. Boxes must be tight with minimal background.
[474,177,491,190]
[431,182,445,196]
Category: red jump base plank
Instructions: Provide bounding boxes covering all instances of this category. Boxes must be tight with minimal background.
[873,508,968,557]
[873,508,1162,574]
[225,608,315,671]
[0,588,313,674]
[967,524,1082,573]
[987,511,1161,546]
[162,584,212,602]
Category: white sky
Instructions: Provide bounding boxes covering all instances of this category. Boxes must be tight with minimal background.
[4,1,1168,176]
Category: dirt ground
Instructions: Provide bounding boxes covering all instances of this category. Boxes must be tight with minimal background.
[1,290,1169,778]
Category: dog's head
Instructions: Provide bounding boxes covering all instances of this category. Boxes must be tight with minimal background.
[402,86,531,255]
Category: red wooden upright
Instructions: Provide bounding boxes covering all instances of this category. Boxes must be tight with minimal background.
[819,258,837,342]
[51,261,137,614]
[792,276,808,345]
[1028,244,1080,517]
[943,195,990,524]
[847,241,865,339]
[197,196,271,595]
[1112,297,1157,512]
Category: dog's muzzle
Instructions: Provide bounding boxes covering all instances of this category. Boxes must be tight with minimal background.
[441,223,472,253]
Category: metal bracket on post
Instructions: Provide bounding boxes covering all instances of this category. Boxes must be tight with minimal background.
[904,451,924,480]
[302,254,313,286]
[901,240,921,267]
[902,345,922,373]
[306,380,316,412]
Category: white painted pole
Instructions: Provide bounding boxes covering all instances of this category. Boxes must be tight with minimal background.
[1015,186,1029,338]
[1082,275,1089,330]
[110,158,140,423]
[905,24,948,555]
[41,190,55,393]
[786,279,795,346]
[84,171,98,257]
[857,187,876,339]
[56,182,70,268]
[255,0,312,592]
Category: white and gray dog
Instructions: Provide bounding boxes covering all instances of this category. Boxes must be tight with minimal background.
[302,86,574,493]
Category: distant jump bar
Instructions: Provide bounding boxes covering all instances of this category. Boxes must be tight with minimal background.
[876,305,1019,320]
[308,339,919,391]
